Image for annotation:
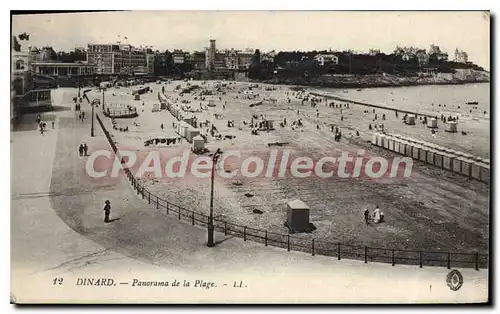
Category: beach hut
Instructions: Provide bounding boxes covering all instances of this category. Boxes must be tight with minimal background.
[432,151,443,168]
[176,121,190,138]
[393,139,400,153]
[404,142,413,156]
[192,135,205,152]
[384,136,390,149]
[377,133,385,147]
[427,118,438,128]
[445,121,458,133]
[471,162,482,180]
[286,199,311,233]
[419,146,428,162]
[371,133,378,145]
[405,114,416,125]
[452,156,462,173]
[479,163,490,183]
[412,144,420,160]
[185,128,201,143]
[442,153,454,170]
[460,158,472,177]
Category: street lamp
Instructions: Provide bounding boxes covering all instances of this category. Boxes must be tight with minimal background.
[91,99,96,137]
[207,148,223,247]
[102,88,106,112]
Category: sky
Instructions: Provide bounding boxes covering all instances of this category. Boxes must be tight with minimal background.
[12,11,490,69]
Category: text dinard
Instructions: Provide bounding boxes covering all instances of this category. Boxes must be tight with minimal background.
[75,278,218,289]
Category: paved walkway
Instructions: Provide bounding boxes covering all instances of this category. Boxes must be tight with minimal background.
[11,88,488,303]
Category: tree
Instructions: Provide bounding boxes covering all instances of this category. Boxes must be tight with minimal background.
[248,49,262,79]
[165,50,174,75]
[252,49,261,66]
[12,36,21,52]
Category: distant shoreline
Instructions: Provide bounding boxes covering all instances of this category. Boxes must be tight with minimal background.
[254,70,490,90]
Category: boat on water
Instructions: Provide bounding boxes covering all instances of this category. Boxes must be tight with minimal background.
[466,101,479,105]
[343,90,348,93]
[357,88,362,91]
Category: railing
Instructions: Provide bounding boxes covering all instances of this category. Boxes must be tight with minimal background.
[95,113,489,270]
[103,108,138,119]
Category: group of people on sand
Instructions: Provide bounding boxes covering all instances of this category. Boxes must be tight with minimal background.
[364,206,385,225]
[78,143,89,157]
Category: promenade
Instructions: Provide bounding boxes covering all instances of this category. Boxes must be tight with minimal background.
[11,88,488,303]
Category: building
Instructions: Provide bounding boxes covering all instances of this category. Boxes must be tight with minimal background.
[368,48,381,56]
[454,49,468,63]
[86,43,149,75]
[146,53,155,74]
[313,54,339,66]
[224,49,240,70]
[428,44,448,61]
[238,51,253,69]
[416,49,429,66]
[11,40,52,122]
[205,39,217,71]
[401,53,415,62]
[189,51,206,70]
[428,44,442,55]
[32,61,96,76]
[172,49,185,64]
[261,50,276,63]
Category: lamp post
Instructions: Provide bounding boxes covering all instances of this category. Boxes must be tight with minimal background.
[102,88,105,112]
[207,148,223,247]
[91,99,95,137]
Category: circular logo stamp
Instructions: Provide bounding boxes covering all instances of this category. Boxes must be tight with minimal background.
[446,269,464,291]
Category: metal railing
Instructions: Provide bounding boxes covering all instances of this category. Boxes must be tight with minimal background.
[95,113,489,270]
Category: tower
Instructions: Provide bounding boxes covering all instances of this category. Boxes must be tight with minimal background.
[206,39,216,71]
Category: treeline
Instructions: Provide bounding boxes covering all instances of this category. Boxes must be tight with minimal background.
[248,50,485,80]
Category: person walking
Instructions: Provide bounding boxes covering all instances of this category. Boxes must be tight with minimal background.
[83,143,88,156]
[103,200,111,223]
[52,121,55,129]
[78,144,84,157]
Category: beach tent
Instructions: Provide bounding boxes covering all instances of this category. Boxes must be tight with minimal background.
[192,135,205,152]
[371,133,378,145]
[471,162,481,180]
[445,121,458,133]
[286,199,310,233]
[442,153,454,170]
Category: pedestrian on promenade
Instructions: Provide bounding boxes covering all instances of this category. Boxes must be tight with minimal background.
[103,200,111,223]
[83,143,88,156]
[161,123,164,130]
[79,113,82,120]
[52,121,55,129]
[78,144,84,157]
[82,111,85,119]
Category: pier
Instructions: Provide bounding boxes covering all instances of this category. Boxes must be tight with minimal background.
[310,91,438,118]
